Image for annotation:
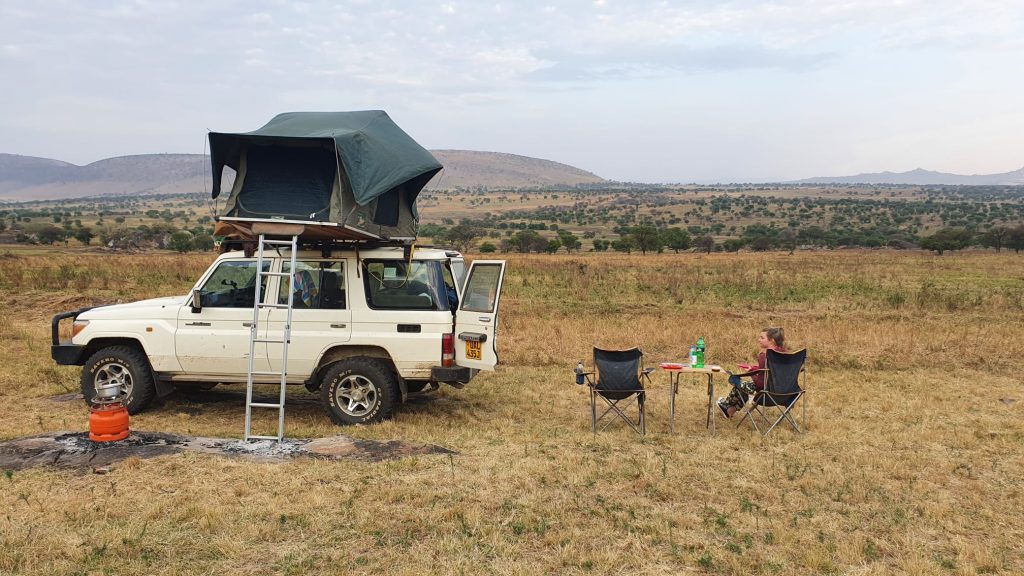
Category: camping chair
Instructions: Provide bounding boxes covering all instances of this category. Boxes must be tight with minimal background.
[735,349,808,436]
[577,347,654,436]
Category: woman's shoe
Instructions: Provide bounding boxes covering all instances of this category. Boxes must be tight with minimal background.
[717,398,731,419]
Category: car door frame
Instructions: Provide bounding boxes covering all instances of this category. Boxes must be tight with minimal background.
[454,260,506,371]
[175,258,271,376]
[266,258,352,379]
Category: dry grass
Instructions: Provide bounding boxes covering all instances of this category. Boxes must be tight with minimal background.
[1,247,1023,575]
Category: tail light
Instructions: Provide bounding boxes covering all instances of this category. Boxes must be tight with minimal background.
[442,333,455,367]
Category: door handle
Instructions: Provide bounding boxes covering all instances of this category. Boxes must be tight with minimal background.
[242,322,252,327]
[185,322,211,327]
[479,317,491,323]
[331,323,347,329]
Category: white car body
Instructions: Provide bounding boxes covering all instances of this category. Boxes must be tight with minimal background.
[52,245,506,424]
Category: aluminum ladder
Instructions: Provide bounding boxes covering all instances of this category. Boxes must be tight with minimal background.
[244,233,299,441]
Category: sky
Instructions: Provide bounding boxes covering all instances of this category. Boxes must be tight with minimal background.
[1,0,1022,183]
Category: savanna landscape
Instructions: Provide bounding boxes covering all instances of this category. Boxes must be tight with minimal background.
[1,229,1022,573]
[3,1,1022,573]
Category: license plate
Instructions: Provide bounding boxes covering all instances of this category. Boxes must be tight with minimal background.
[466,340,482,360]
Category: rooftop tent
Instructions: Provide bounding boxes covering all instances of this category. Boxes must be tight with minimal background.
[209,111,443,242]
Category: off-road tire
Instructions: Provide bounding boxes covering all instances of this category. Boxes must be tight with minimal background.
[320,358,399,425]
[81,345,156,415]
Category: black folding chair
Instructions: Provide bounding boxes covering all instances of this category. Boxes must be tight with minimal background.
[577,347,654,436]
[736,349,807,436]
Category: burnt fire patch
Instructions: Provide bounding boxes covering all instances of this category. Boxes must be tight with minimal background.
[0,431,454,472]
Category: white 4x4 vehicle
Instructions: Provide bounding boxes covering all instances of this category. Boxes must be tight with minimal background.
[51,245,506,425]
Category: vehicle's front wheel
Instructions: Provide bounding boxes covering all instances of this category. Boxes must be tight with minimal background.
[81,345,156,415]
[320,358,399,425]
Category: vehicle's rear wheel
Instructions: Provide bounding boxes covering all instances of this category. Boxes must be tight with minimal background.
[81,345,156,415]
[320,358,399,425]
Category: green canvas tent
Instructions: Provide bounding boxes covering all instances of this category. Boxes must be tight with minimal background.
[210,111,442,242]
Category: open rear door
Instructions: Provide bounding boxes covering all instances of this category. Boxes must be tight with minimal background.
[455,260,506,371]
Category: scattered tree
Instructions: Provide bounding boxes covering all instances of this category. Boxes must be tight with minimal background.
[722,238,744,252]
[193,234,215,251]
[611,237,635,254]
[556,230,582,253]
[73,227,95,246]
[36,225,65,245]
[661,227,691,253]
[918,227,973,255]
[631,224,662,255]
[778,229,798,254]
[169,231,194,253]
[419,223,448,239]
[1006,225,1024,253]
[979,226,1010,252]
[695,235,715,254]
[442,223,484,252]
[509,229,546,253]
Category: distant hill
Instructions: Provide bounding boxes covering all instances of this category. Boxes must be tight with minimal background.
[0,153,209,201]
[428,150,604,189]
[0,150,606,201]
[791,166,1024,186]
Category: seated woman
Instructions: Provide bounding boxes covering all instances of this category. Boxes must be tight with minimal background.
[717,327,788,419]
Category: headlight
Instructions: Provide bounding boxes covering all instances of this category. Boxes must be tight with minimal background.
[71,320,90,339]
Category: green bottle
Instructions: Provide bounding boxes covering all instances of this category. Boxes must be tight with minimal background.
[696,337,706,368]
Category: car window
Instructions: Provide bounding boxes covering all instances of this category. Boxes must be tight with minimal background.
[450,259,467,289]
[278,261,346,310]
[198,260,270,308]
[363,260,445,310]
[441,263,459,311]
[461,263,502,313]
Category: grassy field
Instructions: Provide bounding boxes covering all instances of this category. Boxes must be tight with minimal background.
[1,247,1023,574]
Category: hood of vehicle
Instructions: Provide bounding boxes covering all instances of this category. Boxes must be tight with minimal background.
[81,296,186,320]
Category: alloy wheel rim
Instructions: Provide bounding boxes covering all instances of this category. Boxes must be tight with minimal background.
[335,375,378,417]
[95,362,134,398]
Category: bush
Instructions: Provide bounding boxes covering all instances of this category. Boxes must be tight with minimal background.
[722,239,744,252]
[919,228,973,255]
[169,231,194,253]
[193,234,215,251]
[73,227,95,246]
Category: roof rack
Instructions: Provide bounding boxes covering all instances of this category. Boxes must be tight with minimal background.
[214,216,417,252]
[218,237,422,257]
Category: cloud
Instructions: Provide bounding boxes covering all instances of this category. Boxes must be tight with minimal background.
[1,0,1022,178]
[1,44,25,60]
[529,43,835,82]
[244,12,274,24]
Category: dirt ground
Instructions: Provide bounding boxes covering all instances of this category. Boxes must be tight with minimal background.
[0,428,454,473]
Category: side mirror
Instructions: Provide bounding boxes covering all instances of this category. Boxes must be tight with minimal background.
[191,288,203,313]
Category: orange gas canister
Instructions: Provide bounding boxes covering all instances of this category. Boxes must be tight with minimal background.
[89,404,130,442]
